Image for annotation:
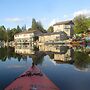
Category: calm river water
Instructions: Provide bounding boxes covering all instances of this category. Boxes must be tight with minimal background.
[0,44,90,90]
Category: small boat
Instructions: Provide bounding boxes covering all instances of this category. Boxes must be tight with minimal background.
[5,65,59,90]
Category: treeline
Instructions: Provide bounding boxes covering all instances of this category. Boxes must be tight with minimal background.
[0,18,48,42]
[0,25,22,42]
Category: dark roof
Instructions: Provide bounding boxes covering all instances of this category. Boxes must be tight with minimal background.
[53,20,74,26]
[39,31,66,36]
[14,30,42,36]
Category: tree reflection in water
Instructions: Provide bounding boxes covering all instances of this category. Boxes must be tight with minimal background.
[74,46,90,71]
[0,46,23,62]
[0,46,46,65]
[0,47,7,61]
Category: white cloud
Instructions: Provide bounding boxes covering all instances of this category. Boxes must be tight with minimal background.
[5,17,23,22]
[49,18,61,26]
[49,17,71,27]
[73,9,90,17]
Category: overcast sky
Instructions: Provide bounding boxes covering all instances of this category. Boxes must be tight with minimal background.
[0,0,90,29]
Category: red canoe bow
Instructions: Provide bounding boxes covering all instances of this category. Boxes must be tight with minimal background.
[5,66,59,90]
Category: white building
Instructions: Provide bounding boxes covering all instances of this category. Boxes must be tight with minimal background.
[53,20,74,38]
[14,30,42,44]
[39,20,74,43]
[39,31,68,43]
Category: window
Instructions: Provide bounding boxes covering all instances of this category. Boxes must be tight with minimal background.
[64,25,70,29]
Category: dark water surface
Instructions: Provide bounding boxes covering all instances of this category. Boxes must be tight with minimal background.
[0,45,90,90]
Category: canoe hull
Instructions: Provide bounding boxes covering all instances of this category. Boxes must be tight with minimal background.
[5,66,59,90]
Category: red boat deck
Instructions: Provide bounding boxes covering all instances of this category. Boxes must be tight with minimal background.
[5,66,59,90]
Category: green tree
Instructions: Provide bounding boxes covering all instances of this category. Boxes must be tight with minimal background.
[37,21,47,33]
[86,18,90,28]
[22,25,26,31]
[31,18,37,30]
[0,25,7,42]
[7,29,14,41]
[17,25,22,32]
[73,15,88,34]
[7,29,12,42]
[31,18,47,33]
[47,26,54,33]
[7,27,22,42]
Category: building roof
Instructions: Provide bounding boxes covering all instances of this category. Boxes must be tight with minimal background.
[14,30,42,36]
[53,20,74,26]
[39,31,66,36]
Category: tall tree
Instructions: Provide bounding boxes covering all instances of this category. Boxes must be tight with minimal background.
[17,25,22,32]
[31,18,37,30]
[22,25,26,31]
[37,21,47,33]
[0,26,7,42]
[73,15,88,34]
[31,18,46,33]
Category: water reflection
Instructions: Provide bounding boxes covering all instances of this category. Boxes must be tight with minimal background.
[73,45,90,71]
[0,44,90,71]
[0,46,26,62]
[15,45,46,65]
[0,47,7,61]
[15,45,35,55]
[15,44,90,71]
[39,45,74,64]
[0,44,90,90]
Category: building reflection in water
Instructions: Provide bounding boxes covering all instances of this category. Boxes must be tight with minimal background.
[39,45,74,63]
[15,44,74,64]
[15,44,35,55]
[15,44,46,65]
[39,44,90,71]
